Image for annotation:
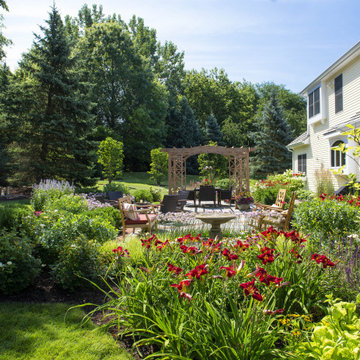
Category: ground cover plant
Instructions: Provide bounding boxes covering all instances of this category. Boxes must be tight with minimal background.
[84,226,340,359]
[0,302,130,360]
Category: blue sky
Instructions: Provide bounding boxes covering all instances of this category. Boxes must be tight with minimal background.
[1,0,359,93]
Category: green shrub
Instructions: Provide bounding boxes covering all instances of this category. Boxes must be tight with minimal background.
[0,202,32,230]
[252,170,307,204]
[44,194,88,214]
[294,294,360,359]
[84,206,122,229]
[51,235,102,290]
[293,197,360,241]
[31,179,75,211]
[149,187,161,202]
[0,230,41,295]
[133,189,153,202]
[103,182,130,194]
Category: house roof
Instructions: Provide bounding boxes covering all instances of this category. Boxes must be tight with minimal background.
[287,131,310,149]
[323,111,360,138]
[301,41,360,95]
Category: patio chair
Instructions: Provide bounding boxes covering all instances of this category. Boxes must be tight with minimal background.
[218,187,233,207]
[254,188,287,210]
[187,190,197,206]
[177,190,190,210]
[160,194,181,213]
[250,192,296,232]
[118,196,157,239]
[198,185,216,207]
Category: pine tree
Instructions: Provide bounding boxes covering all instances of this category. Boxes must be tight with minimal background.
[205,114,223,145]
[251,90,293,178]
[12,6,95,185]
[166,96,202,148]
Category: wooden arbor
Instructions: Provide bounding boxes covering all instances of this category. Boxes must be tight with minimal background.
[161,145,255,194]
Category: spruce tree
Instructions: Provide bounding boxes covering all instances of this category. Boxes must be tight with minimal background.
[12,6,95,185]
[166,96,202,148]
[205,114,223,145]
[251,90,293,178]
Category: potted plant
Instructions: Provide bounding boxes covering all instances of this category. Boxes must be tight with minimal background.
[235,192,254,210]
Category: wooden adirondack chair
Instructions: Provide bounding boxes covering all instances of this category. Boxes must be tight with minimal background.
[250,192,296,232]
[118,196,157,239]
[254,188,287,210]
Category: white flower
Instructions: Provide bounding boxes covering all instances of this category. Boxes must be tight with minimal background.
[0,262,4,268]
[7,261,12,265]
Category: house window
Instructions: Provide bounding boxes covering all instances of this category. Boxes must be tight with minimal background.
[298,154,307,174]
[308,87,320,118]
[335,74,343,113]
[331,140,346,168]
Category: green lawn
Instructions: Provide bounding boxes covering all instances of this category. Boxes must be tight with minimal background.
[97,172,201,198]
[0,303,131,360]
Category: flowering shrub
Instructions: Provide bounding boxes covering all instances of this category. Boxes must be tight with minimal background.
[253,170,306,205]
[31,179,75,211]
[87,227,338,359]
[0,230,41,295]
[236,191,254,205]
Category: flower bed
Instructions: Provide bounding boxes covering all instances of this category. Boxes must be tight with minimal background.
[88,227,340,359]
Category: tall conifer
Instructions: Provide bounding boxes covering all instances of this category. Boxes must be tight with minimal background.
[13,6,95,184]
[251,90,292,178]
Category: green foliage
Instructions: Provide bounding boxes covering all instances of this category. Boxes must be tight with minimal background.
[198,141,228,181]
[44,194,88,214]
[84,206,122,229]
[0,230,41,295]
[133,189,154,202]
[294,295,360,359]
[293,197,360,242]
[103,182,129,194]
[149,187,162,202]
[31,179,75,211]
[205,114,223,144]
[147,148,168,186]
[315,168,334,196]
[87,229,338,359]
[97,137,124,183]
[8,7,96,185]
[252,170,306,204]
[51,235,102,290]
[251,90,293,178]
[0,201,32,230]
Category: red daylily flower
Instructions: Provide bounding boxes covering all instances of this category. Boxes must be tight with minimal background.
[257,247,275,265]
[167,262,183,275]
[112,246,130,257]
[319,193,327,201]
[170,279,192,291]
[34,211,43,216]
[140,234,156,249]
[179,245,203,255]
[282,230,307,244]
[261,226,279,239]
[311,254,336,268]
[289,248,303,262]
[234,240,250,251]
[222,248,239,261]
[156,240,169,250]
[220,265,236,278]
[240,279,263,301]
[255,267,283,285]
[186,264,208,280]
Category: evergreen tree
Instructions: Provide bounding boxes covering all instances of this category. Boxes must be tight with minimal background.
[11,6,95,185]
[251,90,293,178]
[166,96,202,148]
[205,114,223,145]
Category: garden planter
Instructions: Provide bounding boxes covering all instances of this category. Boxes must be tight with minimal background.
[236,203,251,210]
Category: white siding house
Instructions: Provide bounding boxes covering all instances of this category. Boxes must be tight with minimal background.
[288,41,360,192]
